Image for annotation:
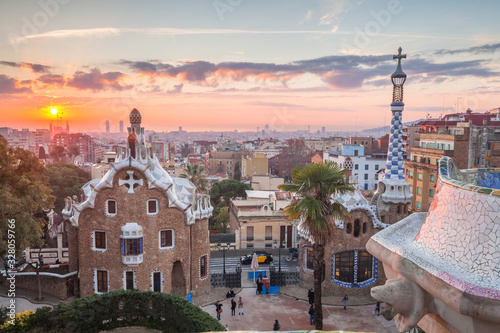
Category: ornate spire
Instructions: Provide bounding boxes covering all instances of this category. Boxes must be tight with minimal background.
[129,108,142,124]
[391,47,407,103]
[385,47,407,181]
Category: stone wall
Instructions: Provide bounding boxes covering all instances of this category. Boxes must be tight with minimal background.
[299,209,386,297]
[1,273,76,300]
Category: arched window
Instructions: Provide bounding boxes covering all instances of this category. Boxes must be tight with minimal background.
[397,206,401,214]
[362,222,367,234]
[332,250,377,287]
[346,223,352,234]
[353,219,360,237]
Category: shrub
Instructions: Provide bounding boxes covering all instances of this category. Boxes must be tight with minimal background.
[0,310,35,332]
[26,289,224,332]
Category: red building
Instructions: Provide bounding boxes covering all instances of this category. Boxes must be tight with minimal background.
[52,133,94,163]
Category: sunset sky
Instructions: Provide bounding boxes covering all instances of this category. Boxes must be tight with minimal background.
[1,0,500,133]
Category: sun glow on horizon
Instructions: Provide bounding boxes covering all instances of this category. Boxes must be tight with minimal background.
[50,108,58,115]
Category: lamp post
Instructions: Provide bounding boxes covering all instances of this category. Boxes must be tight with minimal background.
[278,240,286,273]
[218,242,231,277]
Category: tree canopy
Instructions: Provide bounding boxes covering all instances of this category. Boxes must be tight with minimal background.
[210,179,251,207]
[0,136,55,259]
[233,161,241,181]
[180,164,208,193]
[46,163,91,213]
[213,206,230,233]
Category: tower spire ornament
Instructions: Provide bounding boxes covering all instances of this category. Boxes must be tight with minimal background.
[391,47,407,103]
[370,47,412,221]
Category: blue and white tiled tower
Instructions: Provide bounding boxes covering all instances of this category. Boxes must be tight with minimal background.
[385,48,406,181]
[372,48,412,224]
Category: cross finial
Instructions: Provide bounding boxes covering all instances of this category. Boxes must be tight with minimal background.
[393,47,406,64]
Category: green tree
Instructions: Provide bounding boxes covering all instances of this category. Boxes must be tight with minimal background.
[233,161,241,181]
[180,164,208,193]
[38,146,46,159]
[0,136,55,260]
[213,206,230,233]
[279,161,354,330]
[46,163,91,214]
[67,145,80,161]
[209,179,251,231]
[49,146,65,162]
[210,179,251,207]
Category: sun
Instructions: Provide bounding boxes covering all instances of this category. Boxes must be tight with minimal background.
[50,108,58,115]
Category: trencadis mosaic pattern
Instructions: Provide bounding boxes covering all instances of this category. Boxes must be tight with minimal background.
[371,156,500,299]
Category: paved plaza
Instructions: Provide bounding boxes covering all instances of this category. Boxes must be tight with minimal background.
[202,287,398,332]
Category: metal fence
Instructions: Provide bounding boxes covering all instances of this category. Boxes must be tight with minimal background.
[269,265,300,286]
[210,270,241,288]
[209,233,235,244]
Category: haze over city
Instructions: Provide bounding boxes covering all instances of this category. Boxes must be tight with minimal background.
[1,0,500,133]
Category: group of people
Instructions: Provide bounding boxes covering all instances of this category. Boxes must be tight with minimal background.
[216,292,244,321]
[255,273,270,295]
[216,289,281,331]
[215,286,381,331]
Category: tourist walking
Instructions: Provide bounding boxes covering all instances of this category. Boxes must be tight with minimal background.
[238,296,244,315]
[307,288,314,305]
[215,301,223,320]
[375,301,381,316]
[273,319,281,331]
[308,304,315,326]
[231,298,236,316]
[342,295,349,312]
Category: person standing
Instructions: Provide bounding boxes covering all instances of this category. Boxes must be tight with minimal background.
[308,304,315,326]
[307,288,314,305]
[256,274,263,295]
[238,296,244,315]
[215,301,223,320]
[231,298,236,316]
[342,295,349,312]
[273,319,281,331]
[375,301,381,316]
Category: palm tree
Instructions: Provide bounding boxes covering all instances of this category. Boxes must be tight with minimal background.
[180,163,208,193]
[279,161,354,330]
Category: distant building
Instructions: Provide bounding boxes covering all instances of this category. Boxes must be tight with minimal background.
[151,141,167,162]
[304,137,344,153]
[52,133,94,163]
[347,136,374,154]
[241,153,268,178]
[105,120,110,133]
[91,152,118,179]
[230,190,298,249]
[269,153,312,180]
[119,120,124,134]
[326,145,385,191]
[208,151,243,178]
[404,109,500,212]
[251,175,285,191]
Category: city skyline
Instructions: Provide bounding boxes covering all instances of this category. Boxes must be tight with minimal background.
[1,0,500,133]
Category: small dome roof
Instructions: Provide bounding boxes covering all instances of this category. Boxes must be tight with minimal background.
[130,108,141,124]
